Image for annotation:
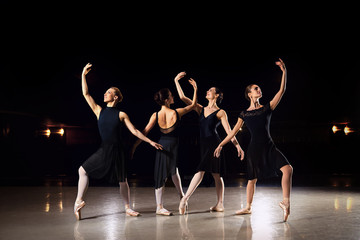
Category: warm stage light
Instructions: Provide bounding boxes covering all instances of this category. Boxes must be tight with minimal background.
[332,125,341,133]
[43,129,51,137]
[344,126,354,135]
[57,128,64,136]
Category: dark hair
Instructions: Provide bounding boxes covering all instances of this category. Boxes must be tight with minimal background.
[154,88,172,105]
[214,87,223,104]
[244,84,256,102]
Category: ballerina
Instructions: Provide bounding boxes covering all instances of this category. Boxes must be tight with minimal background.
[132,72,198,216]
[214,58,293,222]
[74,63,163,220]
[175,73,244,214]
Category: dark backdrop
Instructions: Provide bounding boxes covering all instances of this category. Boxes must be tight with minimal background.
[1,2,359,186]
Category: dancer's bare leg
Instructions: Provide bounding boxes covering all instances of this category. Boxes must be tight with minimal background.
[179,171,205,214]
[236,178,257,215]
[172,168,185,199]
[210,173,224,211]
[279,165,293,221]
[280,165,293,203]
[119,179,140,216]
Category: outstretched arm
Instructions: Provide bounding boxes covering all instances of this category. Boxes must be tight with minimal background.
[81,63,102,118]
[120,112,163,150]
[176,78,198,117]
[270,58,287,110]
[218,111,244,159]
[131,113,157,158]
[214,118,244,159]
[174,72,202,114]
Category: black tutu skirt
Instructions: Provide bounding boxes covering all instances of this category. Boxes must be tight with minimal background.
[196,136,225,175]
[82,142,126,183]
[154,136,178,189]
[246,139,289,180]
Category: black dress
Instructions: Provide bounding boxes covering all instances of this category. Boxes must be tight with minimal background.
[154,110,180,189]
[82,107,126,183]
[239,103,290,180]
[196,108,224,174]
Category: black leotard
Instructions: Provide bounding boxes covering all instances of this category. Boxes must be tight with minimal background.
[82,107,126,182]
[154,110,180,189]
[196,108,224,174]
[239,103,290,180]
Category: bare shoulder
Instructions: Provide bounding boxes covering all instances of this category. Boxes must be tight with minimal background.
[194,105,203,115]
[217,109,227,118]
[119,111,129,121]
[150,112,157,121]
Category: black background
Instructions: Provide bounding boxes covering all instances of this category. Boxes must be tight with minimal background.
[1,2,359,185]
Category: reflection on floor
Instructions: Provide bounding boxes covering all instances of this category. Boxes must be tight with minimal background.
[1,186,359,240]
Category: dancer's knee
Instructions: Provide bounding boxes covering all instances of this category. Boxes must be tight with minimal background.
[211,173,223,183]
[197,171,205,180]
[78,166,87,176]
[248,179,257,185]
[281,165,293,176]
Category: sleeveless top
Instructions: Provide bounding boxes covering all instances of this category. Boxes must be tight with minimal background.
[98,107,122,143]
[82,106,126,183]
[199,108,221,139]
[156,109,180,137]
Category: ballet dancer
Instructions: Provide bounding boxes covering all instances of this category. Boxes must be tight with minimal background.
[74,63,163,220]
[214,58,293,221]
[175,73,244,214]
[132,72,198,216]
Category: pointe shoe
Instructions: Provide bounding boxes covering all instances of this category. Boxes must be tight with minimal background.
[126,208,140,217]
[279,201,290,222]
[156,208,173,216]
[210,205,224,212]
[179,198,188,215]
[74,200,86,221]
[235,208,252,215]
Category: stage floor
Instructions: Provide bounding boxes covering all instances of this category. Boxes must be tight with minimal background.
[1,186,359,240]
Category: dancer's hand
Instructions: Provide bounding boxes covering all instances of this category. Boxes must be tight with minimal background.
[275,58,286,72]
[235,145,245,160]
[82,63,92,76]
[214,145,223,158]
[175,71,186,81]
[188,78,197,90]
[150,141,163,150]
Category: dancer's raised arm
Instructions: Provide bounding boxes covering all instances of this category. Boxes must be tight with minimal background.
[214,118,244,158]
[176,78,198,117]
[81,63,102,118]
[270,58,287,110]
[174,72,202,114]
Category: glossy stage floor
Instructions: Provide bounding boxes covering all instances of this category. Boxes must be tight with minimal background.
[1,185,359,240]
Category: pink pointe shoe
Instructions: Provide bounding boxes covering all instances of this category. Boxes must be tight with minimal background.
[179,198,188,215]
[74,200,86,221]
[279,201,290,222]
